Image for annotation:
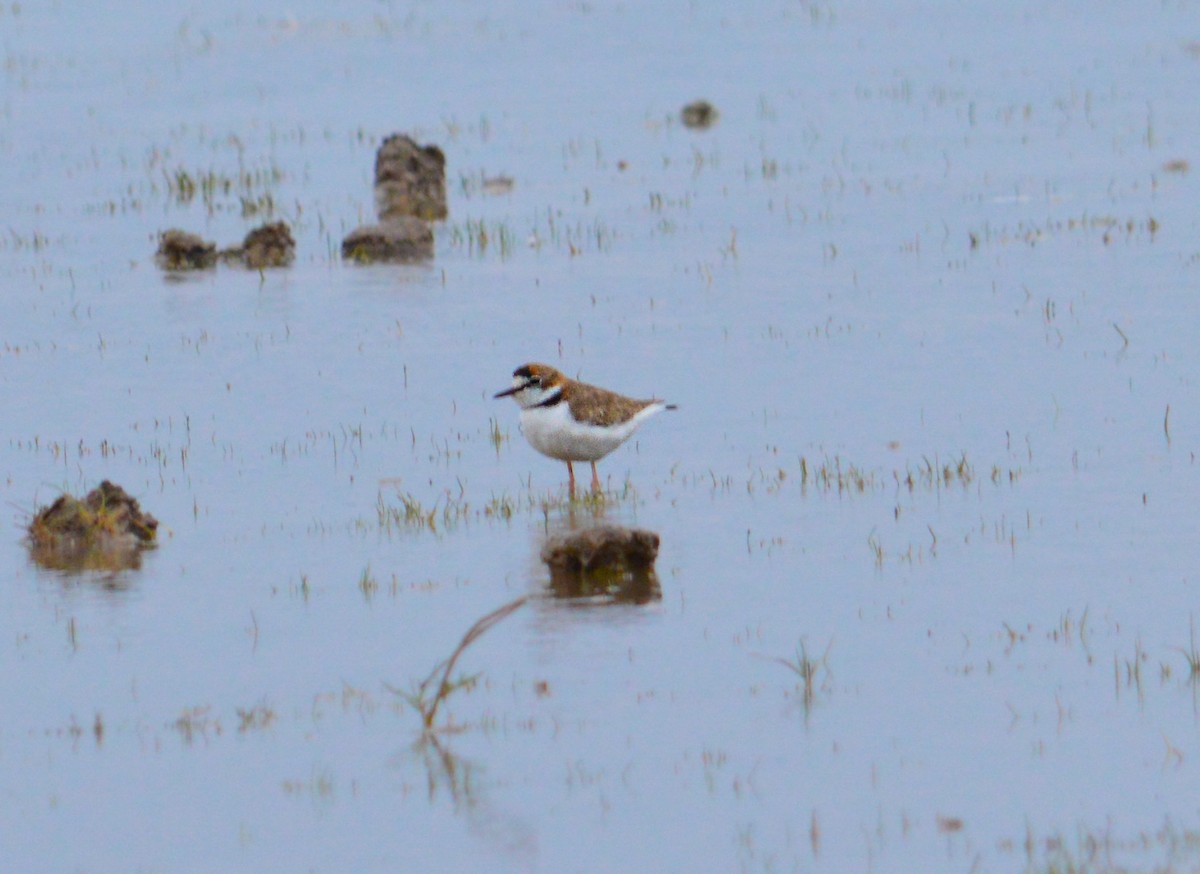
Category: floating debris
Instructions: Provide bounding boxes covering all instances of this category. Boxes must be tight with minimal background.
[341,218,435,263]
[154,229,218,270]
[681,99,719,130]
[222,220,296,269]
[374,133,448,221]
[28,481,159,572]
[541,525,662,603]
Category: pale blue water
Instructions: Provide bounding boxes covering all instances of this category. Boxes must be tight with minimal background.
[2,1,1200,871]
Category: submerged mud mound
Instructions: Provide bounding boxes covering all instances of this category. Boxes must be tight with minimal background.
[681,99,719,130]
[156,222,296,271]
[28,481,159,572]
[342,133,446,263]
[374,134,448,222]
[341,218,434,263]
[541,525,662,604]
[223,221,296,269]
[154,229,218,270]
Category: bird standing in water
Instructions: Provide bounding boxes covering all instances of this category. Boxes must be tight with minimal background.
[494,363,676,494]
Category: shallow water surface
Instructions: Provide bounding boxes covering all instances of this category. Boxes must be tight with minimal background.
[3,1,1200,871]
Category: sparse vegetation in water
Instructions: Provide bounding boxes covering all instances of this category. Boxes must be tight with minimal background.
[456,169,515,198]
[374,479,635,535]
[389,596,529,734]
[280,769,337,802]
[768,638,833,719]
[967,213,1160,250]
[236,702,277,733]
[171,705,220,744]
[788,451,1009,496]
[446,216,517,259]
[358,565,379,600]
[1174,615,1200,683]
[487,416,507,454]
[1114,637,1149,703]
[1015,820,1200,873]
[867,528,884,568]
[899,453,975,490]
[448,209,615,259]
[375,488,471,534]
[160,161,285,216]
[1047,607,1092,659]
[802,454,878,493]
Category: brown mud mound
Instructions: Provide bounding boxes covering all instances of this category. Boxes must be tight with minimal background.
[374,134,448,221]
[341,218,434,263]
[154,229,218,270]
[342,133,446,264]
[681,99,719,130]
[28,481,159,572]
[156,222,296,271]
[222,221,296,269]
[541,525,662,604]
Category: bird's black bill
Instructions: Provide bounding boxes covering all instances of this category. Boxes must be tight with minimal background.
[493,385,520,398]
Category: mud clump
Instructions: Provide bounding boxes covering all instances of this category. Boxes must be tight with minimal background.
[681,99,719,130]
[342,133,446,264]
[223,221,296,269]
[156,222,296,271]
[155,229,218,270]
[541,525,662,604]
[28,481,159,572]
[374,134,448,222]
[341,218,434,263]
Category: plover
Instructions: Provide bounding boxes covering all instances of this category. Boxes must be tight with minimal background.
[494,363,676,493]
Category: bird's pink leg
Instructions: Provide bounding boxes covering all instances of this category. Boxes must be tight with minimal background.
[590,461,601,492]
[566,461,576,496]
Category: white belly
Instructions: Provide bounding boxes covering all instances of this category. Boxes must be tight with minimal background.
[519,402,665,462]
